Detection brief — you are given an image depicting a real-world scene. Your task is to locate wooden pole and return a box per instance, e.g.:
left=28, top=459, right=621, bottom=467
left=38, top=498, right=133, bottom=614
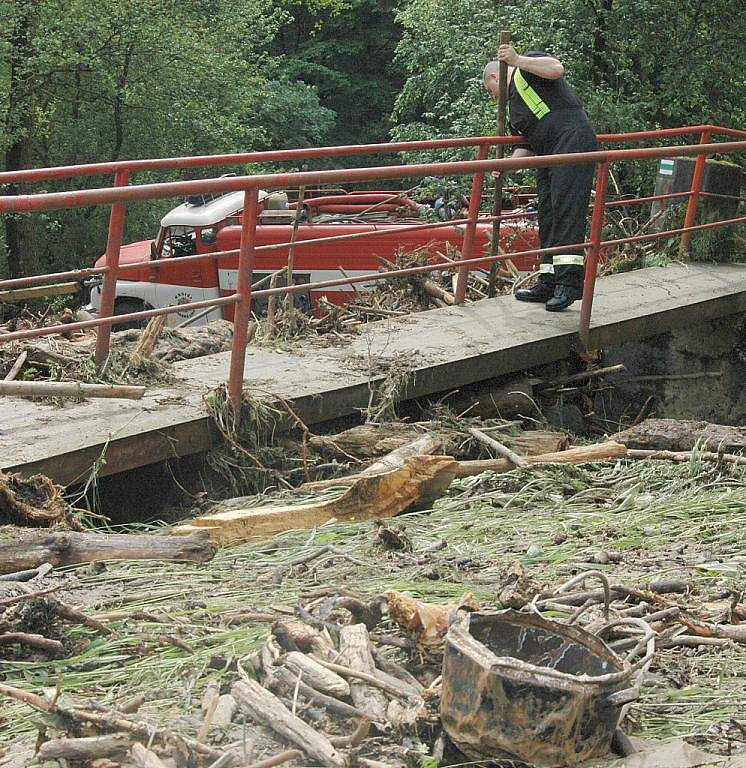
left=0, top=380, right=145, bottom=399
left=487, top=30, right=511, bottom=298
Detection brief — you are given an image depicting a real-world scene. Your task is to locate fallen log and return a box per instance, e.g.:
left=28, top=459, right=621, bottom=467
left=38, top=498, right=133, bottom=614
left=423, top=279, right=455, bottom=305
left=37, top=735, right=132, bottom=762
left=309, top=422, right=434, bottom=460
left=172, top=455, right=457, bottom=546
left=338, top=624, right=390, bottom=724
left=454, top=440, right=628, bottom=477
left=0, top=380, right=145, bottom=400
left=284, top=651, right=351, bottom=697
left=0, top=527, right=216, bottom=574
left=4, top=350, right=27, bottom=381
left=232, top=678, right=346, bottom=768
left=615, top=418, right=746, bottom=454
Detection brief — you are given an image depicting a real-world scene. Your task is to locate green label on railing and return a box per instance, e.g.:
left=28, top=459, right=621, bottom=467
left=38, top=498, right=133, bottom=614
left=659, top=158, right=675, bottom=176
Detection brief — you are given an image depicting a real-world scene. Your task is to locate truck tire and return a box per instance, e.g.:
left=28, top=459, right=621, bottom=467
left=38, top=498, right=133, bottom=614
left=112, top=298, right=149, bottom=330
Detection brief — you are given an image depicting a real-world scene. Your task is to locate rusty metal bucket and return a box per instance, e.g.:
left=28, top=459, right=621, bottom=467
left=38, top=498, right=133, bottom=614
left=440, top=610, right=650, bottom=767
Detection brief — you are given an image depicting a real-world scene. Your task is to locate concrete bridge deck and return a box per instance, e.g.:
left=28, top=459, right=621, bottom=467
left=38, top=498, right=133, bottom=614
left=1, top=262, right=745, bottom=485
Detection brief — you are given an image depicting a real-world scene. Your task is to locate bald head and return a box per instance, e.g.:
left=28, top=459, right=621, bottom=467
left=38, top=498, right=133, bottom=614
left=483, top=60, right=512, bottom=97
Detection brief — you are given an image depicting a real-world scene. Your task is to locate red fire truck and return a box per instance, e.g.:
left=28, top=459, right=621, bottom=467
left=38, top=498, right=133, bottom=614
left=88, top=187, right=539, bottom=327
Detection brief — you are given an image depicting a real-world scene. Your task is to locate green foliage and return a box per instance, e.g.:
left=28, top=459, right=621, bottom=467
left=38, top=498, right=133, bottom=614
left=393, top=0, right=746, bottom=153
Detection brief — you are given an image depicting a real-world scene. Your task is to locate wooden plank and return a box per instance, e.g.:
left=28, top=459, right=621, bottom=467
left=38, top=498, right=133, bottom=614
left=0, top=264, right=744, bottom=483
left=0, top=282, right=80, bottom=304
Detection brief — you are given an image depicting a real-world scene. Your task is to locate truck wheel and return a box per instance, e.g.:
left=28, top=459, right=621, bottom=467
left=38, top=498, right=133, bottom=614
left=113, top=299, right=149, bottom=330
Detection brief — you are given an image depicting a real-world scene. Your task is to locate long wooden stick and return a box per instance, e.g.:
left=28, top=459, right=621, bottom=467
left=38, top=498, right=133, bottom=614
left=455, top=440, right=627, bottom=477
left=627, top=448, right=746, bottom=466
left=468, top=426, right=528, bottom=467
left=0, top=380, right=145, bottom=399
left=487, top=29, right=511, bottom=298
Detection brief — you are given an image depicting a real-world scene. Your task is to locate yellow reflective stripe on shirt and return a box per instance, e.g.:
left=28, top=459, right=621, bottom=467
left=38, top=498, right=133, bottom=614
left=552, top=254, right=585, bottom=266
left=514, top=69, right=551, bottom=120
left=539, top=263, right=555, bottom=273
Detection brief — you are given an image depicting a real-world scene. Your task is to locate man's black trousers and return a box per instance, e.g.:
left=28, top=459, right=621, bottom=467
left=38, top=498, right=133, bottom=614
left=535, top=118, right=598, bottom=292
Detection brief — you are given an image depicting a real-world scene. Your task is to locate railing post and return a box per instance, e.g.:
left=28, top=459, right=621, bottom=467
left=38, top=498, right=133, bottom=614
left=228, top=187, right=259, bottom=417
left=578, top=160, right=610, bottom=354
left=679, top=128, right=712, bottom=255
left=94, top=169, right=130, bottom=365
left=455, top=144, right=490, bottom=304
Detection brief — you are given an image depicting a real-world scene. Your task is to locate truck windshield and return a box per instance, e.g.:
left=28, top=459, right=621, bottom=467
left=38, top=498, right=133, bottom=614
left=160, top=226, right=197, bottom=258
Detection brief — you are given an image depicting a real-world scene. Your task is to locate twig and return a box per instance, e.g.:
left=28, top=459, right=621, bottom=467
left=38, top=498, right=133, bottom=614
left=244, top=750, right=302, bottom=768
left=0, top=682, right=54, bottom=712
left=328, top=717, right=371, bottom=747
left=54, top=598, right=112, bottom=635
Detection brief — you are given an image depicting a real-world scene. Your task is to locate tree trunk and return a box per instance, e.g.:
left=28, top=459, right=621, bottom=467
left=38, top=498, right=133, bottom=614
left=0, top=526, right=217, bottom=574
left=614, top=419, right=746, bottom=454
left=4, top=0, right=42, bottom=279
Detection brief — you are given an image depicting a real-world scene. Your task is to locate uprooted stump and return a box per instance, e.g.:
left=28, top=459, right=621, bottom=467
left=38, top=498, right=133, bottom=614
left=0, top=472, right=72, bottom=527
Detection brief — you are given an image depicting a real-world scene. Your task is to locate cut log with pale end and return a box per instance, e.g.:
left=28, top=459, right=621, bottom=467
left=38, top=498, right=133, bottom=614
left=0, top=526, right=216, bottom=574
left=231, top=678, right=345, bottom=768
left=509, top=430, right=570, bottom=456
left=423, top=279, right=455, bottom=305
left=284, top=651, right=351, bottom=698
left=172, top=454, right=457, bottom=546
left=615, top=418, right=746, bottom=454
left=338, top=624, right=389, bottom=725
left=37, top=735, right=132, bottom=761
left=310, top=422, right=432, bottom=460
left=304, top=435, right=445, bottom=491
left=454, top=440, right=628, bottom=477
left=0, top=380, right=145, bottom=400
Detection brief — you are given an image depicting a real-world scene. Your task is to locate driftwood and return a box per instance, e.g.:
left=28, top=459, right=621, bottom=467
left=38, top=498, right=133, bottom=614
left=468, top=427, right=528, bottom=467
left=615, top=418, right=746, bottom=454
left=284, top=651, right=351, bottom=697
left=273, top=666, right=374, bottom=723
left=173, top=455, right=457, bottom=545
left=0, top=380, right=145, bottom=400
left=310, top=423, right=440, bottom=460
left=337, top=624, right=389, bottom=724
left=454, top=440, right=628, bottom=477
left=4, top=350, right=27, bottom=381
left=423, top=279, right=455, bottom=305
left=303, top=436, right=447, bottom=492
left=627, top=449, right=746, bottom=466
left=0, top=527, right=216, bottom=574
left=232, top=678, right=345, bottom=768
left=37, top=735, right=132, bottom=761
left=130, top=742, right=169, bottom=768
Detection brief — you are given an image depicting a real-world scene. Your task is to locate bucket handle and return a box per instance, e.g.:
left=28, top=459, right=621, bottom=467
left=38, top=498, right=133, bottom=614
left=596, top=617, right=656, bottom=673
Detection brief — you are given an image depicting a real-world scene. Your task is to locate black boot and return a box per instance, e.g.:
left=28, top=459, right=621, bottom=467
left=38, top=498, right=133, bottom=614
left=545, top=285, right=582, bottom=312
left=515, top=283, right=554, bottom=303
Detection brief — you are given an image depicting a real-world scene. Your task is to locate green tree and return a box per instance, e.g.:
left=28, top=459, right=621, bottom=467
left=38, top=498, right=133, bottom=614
left=393, top=0, right=746, bottom=142
left=0, top=0, right=336, bottom=277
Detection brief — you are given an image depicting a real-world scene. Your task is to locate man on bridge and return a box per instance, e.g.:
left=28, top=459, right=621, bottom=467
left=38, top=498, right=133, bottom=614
left=484, top=45, right=598, bottom=311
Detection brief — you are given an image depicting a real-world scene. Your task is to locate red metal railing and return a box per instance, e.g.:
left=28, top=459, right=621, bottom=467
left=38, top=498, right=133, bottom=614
left=0, top=124, right=744, bottom=413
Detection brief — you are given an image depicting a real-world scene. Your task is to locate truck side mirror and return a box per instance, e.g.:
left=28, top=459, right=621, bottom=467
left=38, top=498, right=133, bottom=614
left=150, top=240, right=159, bottom=260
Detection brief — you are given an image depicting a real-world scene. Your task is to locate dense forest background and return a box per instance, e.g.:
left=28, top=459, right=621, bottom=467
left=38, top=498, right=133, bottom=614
left=1, top=0, right=744, bottom=278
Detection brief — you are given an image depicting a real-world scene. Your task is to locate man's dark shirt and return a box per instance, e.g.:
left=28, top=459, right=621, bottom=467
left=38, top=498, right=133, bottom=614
left=508, top=51, right=589, bottom=153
